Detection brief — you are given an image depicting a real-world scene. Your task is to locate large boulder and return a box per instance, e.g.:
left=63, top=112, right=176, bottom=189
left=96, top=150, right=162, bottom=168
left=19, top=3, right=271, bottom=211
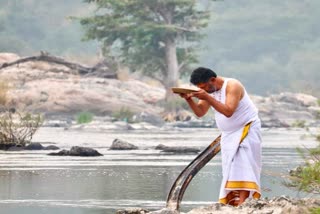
left=2, top=60, right=166, bottom=116
left=109, top=139, right=139, bottom=150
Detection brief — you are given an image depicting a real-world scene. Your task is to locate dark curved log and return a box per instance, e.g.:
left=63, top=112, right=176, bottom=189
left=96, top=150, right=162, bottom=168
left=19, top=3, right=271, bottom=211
left=166, top=135, right=221, bottom=211
left=0, top=53, right=90, bottom=73
left=0, top=52, right=117, bottom=78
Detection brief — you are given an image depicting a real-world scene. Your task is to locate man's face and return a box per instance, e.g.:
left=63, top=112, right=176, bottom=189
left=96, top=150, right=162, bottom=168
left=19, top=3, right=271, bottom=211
left=197, top=78, right=217, bottom=93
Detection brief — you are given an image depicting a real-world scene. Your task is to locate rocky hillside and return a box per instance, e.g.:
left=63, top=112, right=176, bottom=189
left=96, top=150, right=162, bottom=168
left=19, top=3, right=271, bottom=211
left=0, top=53, right=165, bottom=118
left=252, top=93, right=320, bottom=127
left=0, top=52, right=319, bottom=127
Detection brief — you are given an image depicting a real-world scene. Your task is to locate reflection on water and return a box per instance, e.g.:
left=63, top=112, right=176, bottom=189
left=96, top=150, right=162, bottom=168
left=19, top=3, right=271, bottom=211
left=0, top=127, right=318, bottom=214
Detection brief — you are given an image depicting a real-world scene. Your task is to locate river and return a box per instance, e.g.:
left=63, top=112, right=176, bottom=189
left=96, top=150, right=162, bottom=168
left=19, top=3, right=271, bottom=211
left=0, top=127, right=318, bottom=214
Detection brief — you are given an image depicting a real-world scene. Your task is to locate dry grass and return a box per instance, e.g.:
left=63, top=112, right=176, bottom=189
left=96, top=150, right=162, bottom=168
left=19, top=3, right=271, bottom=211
left=65, top=54, right=101, bottom=66
left=29, top=61, right=52, bottom=70
left=0, top=80, right=10, bottom=106
left=117, top=66, right=130, bottom=81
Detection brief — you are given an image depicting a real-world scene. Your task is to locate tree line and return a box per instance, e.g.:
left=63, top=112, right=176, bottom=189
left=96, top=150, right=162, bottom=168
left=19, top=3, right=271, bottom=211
left=1, top=0, right=319, bottom=97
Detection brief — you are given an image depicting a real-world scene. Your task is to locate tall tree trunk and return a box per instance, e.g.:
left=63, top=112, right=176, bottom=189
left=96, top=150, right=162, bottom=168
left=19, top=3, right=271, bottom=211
left=164, top=38, right=179, bottom=101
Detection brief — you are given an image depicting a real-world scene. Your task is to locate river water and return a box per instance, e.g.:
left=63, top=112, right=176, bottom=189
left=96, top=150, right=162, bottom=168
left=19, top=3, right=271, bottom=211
left=0, top=127, right=318, bottom=214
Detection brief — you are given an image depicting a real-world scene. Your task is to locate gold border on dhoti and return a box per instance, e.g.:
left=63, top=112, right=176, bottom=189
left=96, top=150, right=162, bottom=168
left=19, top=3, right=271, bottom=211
left=218, top=122, right=261, bottom=205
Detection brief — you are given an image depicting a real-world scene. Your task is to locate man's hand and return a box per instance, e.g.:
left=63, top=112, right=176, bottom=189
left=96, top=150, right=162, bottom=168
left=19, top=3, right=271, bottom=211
left=178, top=90, right=211, bottom=117
left=191, top=89, right=210, bottom=100
left=179, top=93, right=193, bottom=100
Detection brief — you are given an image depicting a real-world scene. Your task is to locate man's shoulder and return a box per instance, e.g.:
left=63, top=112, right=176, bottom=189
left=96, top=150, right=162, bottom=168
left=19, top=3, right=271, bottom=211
left=226, top=78, right=243, bottom=88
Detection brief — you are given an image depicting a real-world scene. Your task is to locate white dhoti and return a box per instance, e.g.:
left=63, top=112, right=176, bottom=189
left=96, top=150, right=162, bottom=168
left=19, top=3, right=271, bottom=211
left=218, top=119, right=262, bottom=204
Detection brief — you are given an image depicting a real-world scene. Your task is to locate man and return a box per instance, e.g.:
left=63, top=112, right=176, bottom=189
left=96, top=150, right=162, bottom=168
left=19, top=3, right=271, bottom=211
left=179, top=67, right=262, bottom=206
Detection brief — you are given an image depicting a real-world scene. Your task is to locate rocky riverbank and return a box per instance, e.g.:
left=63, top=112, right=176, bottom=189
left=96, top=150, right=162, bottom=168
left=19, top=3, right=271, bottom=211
left=117, top=196, right=320, bottom=214
left=1, top=52, right=319, bottom=129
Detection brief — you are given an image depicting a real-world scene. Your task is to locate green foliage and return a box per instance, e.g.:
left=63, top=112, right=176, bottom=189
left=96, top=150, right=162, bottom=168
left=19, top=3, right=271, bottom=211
left=310, top=207, right=320, bottom=214
left=292, top=120, right=306, bottom=128
left=2, top=1, right=320, bottom=97
left=0, top=109, right=43, bottom=146
left=293, top=162, right=320, bottom=193
left=112, top=107, right=134, bottom=123
left=80, top=0, right=213, bottom=86
left=288, top=138, right=320, bottom=193
left=315, top=111, right=320, bottom=120
left=310, top=144, right=320, bottom=156
left=76, top=112, right=94, bottom=124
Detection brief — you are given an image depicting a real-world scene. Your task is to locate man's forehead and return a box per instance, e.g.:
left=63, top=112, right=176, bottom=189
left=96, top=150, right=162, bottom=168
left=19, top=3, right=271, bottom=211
left=197, top=83, right=207, bottom=88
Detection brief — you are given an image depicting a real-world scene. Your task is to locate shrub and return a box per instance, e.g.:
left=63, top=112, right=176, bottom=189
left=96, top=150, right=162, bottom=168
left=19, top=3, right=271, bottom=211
left=310, top=143, right=320, bottom=156
left=112, top=107, right=134, bottom=123
left=291, top=161, right=320, bottom=193
left=310, top=207, right=320, bottom=214
left=0, top=108, right=43, bottom=146
left=292, top=120, right=306, bottom=128
left=76, top=111, right=94, bottom=124
left=287, top=139, right=320, bottom=193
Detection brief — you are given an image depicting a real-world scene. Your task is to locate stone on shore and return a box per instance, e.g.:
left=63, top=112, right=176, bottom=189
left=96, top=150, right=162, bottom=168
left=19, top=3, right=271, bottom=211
left=116, top=208, right=150, bottom=214
left=188, top=196, right=320, bottom=214
left=1, top=53, right=319, bottom=128
left=48, top=146, right=103, bottom=156
left=116, top=196, right=320, bottom=214
left=109, top=139, right=139, bottom=150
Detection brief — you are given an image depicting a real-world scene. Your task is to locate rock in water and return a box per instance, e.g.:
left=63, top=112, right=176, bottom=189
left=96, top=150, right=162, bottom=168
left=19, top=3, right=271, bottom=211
left=69, top=146, right=103, bottom=156
left=48, top=146, right=103, bottom=156
left=44, top=145, right=60, bottom=150
left=109, top=139, right=139, bottom=150
left=48, top=149, right=70, bottom=156
left=25, top=143, right=44, bottom=150
left=155, top=144, right=200, bottom=154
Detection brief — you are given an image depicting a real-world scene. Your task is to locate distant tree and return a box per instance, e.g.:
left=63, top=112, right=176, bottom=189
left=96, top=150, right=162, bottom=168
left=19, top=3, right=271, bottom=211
left=80, top=0, right=215, bottom=99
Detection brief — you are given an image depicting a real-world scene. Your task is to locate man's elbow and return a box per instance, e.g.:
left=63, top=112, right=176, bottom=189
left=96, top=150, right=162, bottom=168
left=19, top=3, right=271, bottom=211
left=195, top=112, right=205, bottom=118
left=224, top=111, right=234, bottom=118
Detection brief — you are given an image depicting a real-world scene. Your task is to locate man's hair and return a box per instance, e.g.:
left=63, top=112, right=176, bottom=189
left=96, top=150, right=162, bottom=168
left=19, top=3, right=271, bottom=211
left=190, top=67, right=217, bottom=85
